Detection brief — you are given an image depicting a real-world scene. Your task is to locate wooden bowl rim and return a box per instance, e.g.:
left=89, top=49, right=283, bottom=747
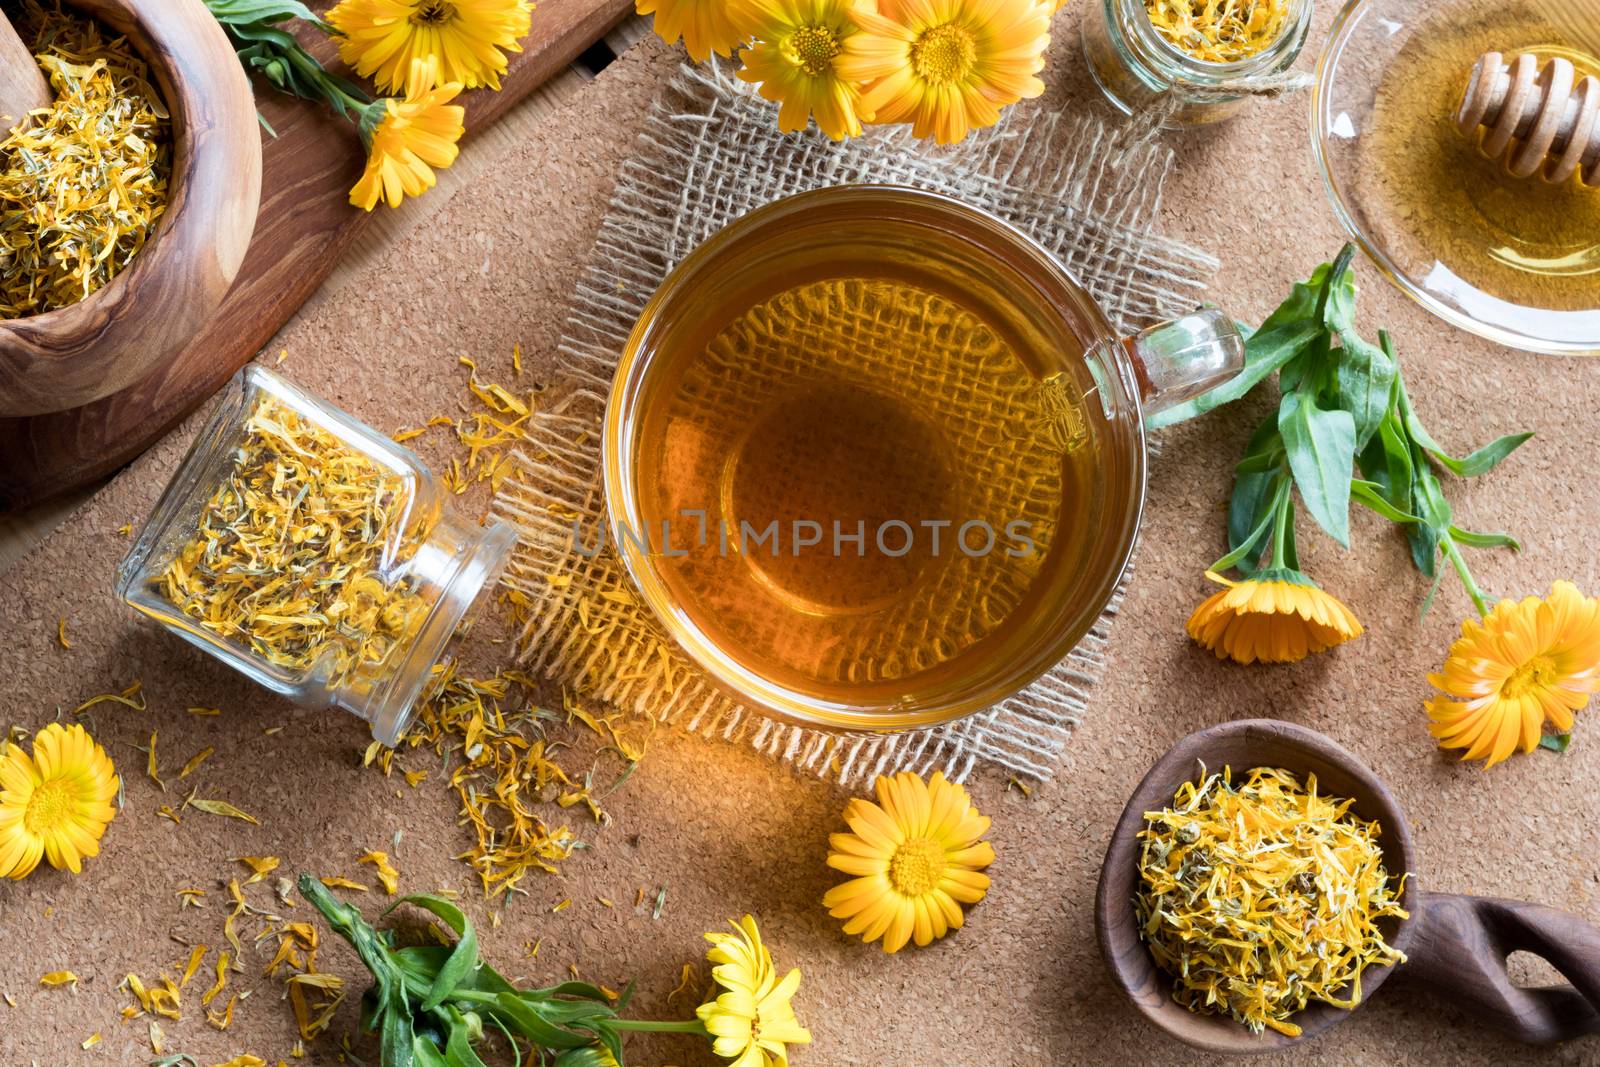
left=0, top=0, right=259, bottom=411
left=1094, top=718, right=1421, bottom=1055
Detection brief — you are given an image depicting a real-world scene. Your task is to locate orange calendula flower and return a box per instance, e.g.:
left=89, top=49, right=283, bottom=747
left=639, top=0, right=748, bottom=63
left=823, top=770, right=994, bottom=953
left=351, top=58, right=466, bottom=211
left=1426, top=581, right=1600, bottom=768
left=0, top=723, right=119, bottom=879
left=327, top=0, right=533, bottom=92
left=1186, top=569, right=1362, bottom=665
left=836, top=0, right=1050, bottom=144
left=734, top=0, right=868, bottom=139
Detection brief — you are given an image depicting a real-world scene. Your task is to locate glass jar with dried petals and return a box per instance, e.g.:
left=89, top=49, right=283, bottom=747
left=116, top=366, right=515, bottom=745
left=1080, top=0, right=1313, bottom=125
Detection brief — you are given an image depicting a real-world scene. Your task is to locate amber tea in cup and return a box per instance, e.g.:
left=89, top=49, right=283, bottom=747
left=605, top=186, right=1242, bottom=731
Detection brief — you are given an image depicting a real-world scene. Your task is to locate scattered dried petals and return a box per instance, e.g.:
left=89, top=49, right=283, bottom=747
left=39, top=971, right=78, bottom=988
left=358, top=851, right=399, bottom=895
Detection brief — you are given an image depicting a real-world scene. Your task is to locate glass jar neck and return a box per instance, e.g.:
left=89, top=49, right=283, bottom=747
left=340, top=506, right=516, bottom=744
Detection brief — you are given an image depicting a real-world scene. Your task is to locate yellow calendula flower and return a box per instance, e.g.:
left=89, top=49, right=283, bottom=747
left=1186, top=569, right=1362, bottom=665
left=326, top=0, right=533, bottom=93
left=695, top=916, right=811, bottom=1067
left=0, top=723, right=119, bottom=880
left=1427, top=581, right=1600, bottom=768
left=734, top=0, right=867, bottom=140
left=351, top=59, right=466, bottom=211
left=836, top=0, right=1050, bottom=144
left=822, top=770, right=994, bottom=953
left=639, top=0, right=748, bottom=63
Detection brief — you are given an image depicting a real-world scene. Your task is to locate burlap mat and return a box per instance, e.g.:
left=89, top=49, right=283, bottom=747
left=490, top=62, right=1216, bottom=784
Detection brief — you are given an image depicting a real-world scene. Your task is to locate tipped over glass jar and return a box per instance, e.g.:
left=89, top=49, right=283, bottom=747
left=115, top=366, right=516, bottom=745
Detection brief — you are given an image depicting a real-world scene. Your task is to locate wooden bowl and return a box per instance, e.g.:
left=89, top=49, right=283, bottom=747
left=0, top=0, right=261, bottom=417
left=1097, top=718, right=1600, bottom=1051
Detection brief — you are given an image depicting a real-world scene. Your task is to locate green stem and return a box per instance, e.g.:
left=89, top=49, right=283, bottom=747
left=1440, top=532, right=1491, bottom=617
left=609, top=1019, right=709, bottom=1035
left=1268, top=475, right=1294, bottom=571
left=283, top=46, right=368, bottom=116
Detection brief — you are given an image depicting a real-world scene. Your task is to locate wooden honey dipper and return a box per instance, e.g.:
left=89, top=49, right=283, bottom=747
left=1456, top=51, right=1600, bottom=187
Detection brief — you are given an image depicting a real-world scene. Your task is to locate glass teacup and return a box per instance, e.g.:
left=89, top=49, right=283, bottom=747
left=604, top=185, right=1241, bottom=732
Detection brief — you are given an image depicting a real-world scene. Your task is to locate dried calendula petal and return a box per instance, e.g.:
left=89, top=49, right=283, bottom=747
left=39, top=970, right=78, bottom=988
left=178, top=747, right=214, bottom=779
left=235, top=856, right=279, bottom=884
left=180, top=945, right=208, bottom=989
left=319, top=876, right=368, bottom=892
left=0, top=6, right=171, bottom=319
left=153, top=395, right=427, bottom=691
left=201, top=952, right=229, bottom=1007
left=357, top=851, right=399, bottom=895
left=1144, top=0, right=1291, bottom=62
left=186, top=797, right=259, bottom=825
left=1135, top=766, right=1409, bottom=1037
left=74, top=683, right=145, bottom=715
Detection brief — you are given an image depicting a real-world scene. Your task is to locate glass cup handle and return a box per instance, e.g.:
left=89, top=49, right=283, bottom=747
left=1121, top=308, right=1246, bottom=418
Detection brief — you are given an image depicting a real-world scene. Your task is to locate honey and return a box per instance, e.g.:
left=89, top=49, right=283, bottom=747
left=1362, top=0, right=1600, bottom=326
left=626, top=238, right=1115, bottom=711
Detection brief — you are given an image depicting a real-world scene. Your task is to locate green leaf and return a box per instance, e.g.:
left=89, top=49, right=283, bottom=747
left=1407, top=520, right=1440, bottom=578
left=443, top=1021, right=489, bottom=1067
left=412, top=1036, right=451, bottom=1067
left=491, top=993, right=590, bottom=1050
left=1373, top=412, right=1415, bottom=509
left=203, top=0, right=335, bottom=32
left=1433, top=432, right=1535, bottom=478
left=1352, top=480, right=1421, bottom=524
left=1317, top=249, right=1359, bottom=333
left=387, top=896, right=480, bottom=1011
left=1278, top=392, right=1356, bottom=546
left=1144, top=318, right=1322, bottom=428
left=1393, top=371, right=1532, bottom=479
left=1539, top=733, right=1572, bottom=753
left=1447, top=526, right=1521, bottom=551
left=1214, top=474, right=1285, bottom=573
left=553, top=1050, right=620, bottom=1067
left=1332, top=326, right=1395, bottom=449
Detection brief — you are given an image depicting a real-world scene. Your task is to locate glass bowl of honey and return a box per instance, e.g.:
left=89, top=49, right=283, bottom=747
left=1314, top=0, right=1600, bottom=355
left=603, top=185, right=1244, bottom=733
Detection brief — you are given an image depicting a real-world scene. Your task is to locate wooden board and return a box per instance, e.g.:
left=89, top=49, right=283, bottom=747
left=0, top=0, right=631, bottom=511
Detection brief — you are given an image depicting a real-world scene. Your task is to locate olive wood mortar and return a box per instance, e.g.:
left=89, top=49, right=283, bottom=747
left=1097, top=719, right=1600, bottom=1054
left=0, top=0, right=261, bottom=417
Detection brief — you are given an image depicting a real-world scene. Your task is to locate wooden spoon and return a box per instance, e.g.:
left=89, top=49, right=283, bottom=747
left=0, top=14, right=52, bottom=132
left=0, top=0, right=261, bottom=417
left=1097, top=719, right=1600, bottom=1052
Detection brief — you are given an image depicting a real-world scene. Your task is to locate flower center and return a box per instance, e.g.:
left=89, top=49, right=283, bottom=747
left=410, top=0, right=458, bottom=25
left=889, top=837, right=946, bottom=897
left=24, top=780, right=73, bottom=835
left=787, top=25, right=842, bottom=77
left=911, top=23, right=977, bottom=86
left=1502, top=654, right=1557, bottom=698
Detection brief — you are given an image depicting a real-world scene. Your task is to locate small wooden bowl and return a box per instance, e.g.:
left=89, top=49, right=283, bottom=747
left=0, top=0, right=261, bottom=417
left=1097, top=719, right=1600, bottom=1051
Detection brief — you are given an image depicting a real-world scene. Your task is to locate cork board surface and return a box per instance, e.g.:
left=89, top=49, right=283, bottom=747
left=3, top=11, right=1600, bottom=1067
